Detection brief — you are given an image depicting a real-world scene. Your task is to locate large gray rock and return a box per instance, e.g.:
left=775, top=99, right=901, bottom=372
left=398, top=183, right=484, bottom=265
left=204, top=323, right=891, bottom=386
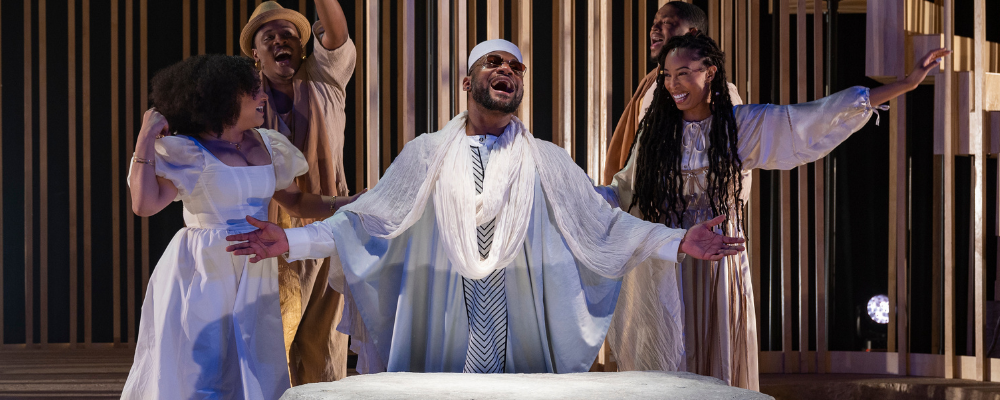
left=282, top=371, right=773, bottom=399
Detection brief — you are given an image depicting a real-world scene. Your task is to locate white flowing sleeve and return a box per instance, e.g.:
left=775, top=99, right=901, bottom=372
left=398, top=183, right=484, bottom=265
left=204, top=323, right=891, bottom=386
left=594, top=128, right=643, bottom=210
left=261, top=129, right=309, bottom=190
left=736, top=86, right=876, bottom=171
left=285, top=218, right=340, bottom=262
left=127, top=136, right=205, bottom=201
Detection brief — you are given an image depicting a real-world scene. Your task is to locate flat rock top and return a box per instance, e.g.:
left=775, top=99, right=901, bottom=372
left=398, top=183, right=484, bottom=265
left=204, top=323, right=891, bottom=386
left=281, top=371, right=773, bottom=400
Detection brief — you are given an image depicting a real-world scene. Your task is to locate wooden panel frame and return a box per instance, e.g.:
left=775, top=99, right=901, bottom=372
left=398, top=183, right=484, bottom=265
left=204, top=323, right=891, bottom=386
left=512, top=0, right=531, bottom=131
left=24, top=0, right=35, bottom=348
left=972, top=0, right=987, bottom=382
left=398, top=0, right=415, bottom=147
left=552, top=0, right=574, bottom=154
left=366, top=0, right=380, bottom=187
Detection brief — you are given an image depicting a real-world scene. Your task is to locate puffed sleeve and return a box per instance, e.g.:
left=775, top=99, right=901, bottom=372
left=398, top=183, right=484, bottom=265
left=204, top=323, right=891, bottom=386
left=261, top=128, right=309, bottom=190
left=127, top=135, right=205, bottom=201
left=736, top=86, right=877, bottom=171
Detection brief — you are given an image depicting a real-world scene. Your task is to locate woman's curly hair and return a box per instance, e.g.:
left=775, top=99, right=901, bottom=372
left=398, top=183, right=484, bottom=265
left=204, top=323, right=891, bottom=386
left=628, top=32, right=743, bottom=231
left=150, top=54, right=260, bottom=136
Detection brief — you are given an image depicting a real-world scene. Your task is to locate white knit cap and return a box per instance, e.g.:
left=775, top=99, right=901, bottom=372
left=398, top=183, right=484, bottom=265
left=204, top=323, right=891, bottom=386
left=467, top=39, right=523, bottom=74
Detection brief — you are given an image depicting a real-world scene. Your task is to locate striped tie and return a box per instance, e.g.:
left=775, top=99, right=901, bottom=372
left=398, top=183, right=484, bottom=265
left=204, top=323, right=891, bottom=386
left=463, top=144, right=507, bottom=374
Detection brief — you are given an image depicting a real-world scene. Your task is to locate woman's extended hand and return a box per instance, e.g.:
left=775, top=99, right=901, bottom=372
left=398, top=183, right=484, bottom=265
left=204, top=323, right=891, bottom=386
left=903, top=48, right=951, bottom=89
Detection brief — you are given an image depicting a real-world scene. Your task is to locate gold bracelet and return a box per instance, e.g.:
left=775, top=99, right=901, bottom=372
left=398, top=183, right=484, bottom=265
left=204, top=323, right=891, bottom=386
left=132, top=154, right=155, bottom=166
left=329, top=196, right=339, bottom=213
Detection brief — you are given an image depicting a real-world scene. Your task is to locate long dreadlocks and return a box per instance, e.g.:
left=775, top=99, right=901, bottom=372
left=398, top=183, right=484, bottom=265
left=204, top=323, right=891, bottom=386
left=628, top=32, right=743, bottom=232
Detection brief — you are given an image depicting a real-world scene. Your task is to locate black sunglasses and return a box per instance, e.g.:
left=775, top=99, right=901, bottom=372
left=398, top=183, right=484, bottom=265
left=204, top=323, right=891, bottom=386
left=481, top=54, right=527, bottom=76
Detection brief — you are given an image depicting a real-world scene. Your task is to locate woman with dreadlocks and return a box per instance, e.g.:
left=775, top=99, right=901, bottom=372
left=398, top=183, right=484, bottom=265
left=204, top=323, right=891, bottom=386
left=597, top=32, right=948, bottom=390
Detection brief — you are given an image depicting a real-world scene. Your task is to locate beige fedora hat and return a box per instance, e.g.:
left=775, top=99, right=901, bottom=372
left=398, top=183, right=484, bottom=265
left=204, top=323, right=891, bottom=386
left=239, top=1, right=311, bottom=57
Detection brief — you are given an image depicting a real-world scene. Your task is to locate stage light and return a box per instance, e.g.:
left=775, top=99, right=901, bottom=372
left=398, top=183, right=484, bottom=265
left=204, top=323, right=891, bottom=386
left=867, top=294, right=889, bottom=324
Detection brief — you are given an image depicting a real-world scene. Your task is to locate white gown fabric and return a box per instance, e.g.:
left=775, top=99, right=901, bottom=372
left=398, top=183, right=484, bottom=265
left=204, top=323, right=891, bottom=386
left=283, top=113, right=687, bottom=374
left=122, top=129, right=308, bottom=400
left=597, top=86, right=877, bottom=390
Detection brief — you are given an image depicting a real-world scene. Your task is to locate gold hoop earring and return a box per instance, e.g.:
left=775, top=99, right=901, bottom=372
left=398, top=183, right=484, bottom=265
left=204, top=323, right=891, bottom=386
left=255, top=60, right=260, bottom=70
left=301, top=53, right=306, bottom=60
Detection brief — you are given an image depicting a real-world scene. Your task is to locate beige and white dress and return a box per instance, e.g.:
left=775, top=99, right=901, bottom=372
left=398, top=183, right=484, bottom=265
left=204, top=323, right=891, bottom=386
left=598, top=86, right=879, bottom=390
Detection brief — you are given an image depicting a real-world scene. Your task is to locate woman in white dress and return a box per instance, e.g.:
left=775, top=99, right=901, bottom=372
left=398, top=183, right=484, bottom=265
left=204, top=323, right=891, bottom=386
left=598, top=33, right=948, bottom=390
left=123, top=54, right=360, bottom=399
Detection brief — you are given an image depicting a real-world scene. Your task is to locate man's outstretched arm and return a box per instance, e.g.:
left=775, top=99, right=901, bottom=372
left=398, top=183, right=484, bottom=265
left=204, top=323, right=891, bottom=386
left=226, top=215, right=340, bottom=262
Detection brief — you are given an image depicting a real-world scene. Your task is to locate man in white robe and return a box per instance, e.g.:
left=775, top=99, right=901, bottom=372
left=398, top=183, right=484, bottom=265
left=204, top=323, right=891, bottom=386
left=227, top=39, right=745, bottom=374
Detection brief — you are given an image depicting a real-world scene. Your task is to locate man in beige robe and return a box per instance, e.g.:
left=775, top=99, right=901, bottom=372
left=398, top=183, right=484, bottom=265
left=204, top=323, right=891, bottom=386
left=603, top=1, right=742, bottom=186
left=241, top=0, right=356, bottom=384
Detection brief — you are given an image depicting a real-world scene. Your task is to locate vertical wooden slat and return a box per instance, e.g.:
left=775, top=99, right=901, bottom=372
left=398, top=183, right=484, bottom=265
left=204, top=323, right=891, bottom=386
left=69, top=0, right=77, bottom=348
left=111, top=0, right=121, bottom=346
left=797, top=167, right=809, bottom=370
left=436, top=0, right=450, bottom=128
left=39, top=0, right=49, bottom=347
left=796, top=0, right=806, bottom=104
left=600, top=0, right=611, bottom=179
left=455, top=0, right=468, bottom=114
left=778, top=0, right=793, bottom=373
left=623, top=0, right=632, bottom=110
left=499, top=0, right=506, bottom=38
left=241, top=0, right=249, bottom=32
left=24, top=0, right=35, bottom=348
left=365, top=0, right=379, bottom=186
left=468, top=0, right=477, bottom=49
left=585, top=0, right=612, bottom=181
left=813, top=0, right=823, bottom=98
left=553, top=0, right=573, bottom=154
left=813, top=0, right=826, bottom=374
left=722, top=0, right=733, bottom=79
left=226, top=0, right=233, bottom=55
left=398, top=0, right=415, bottom=146
left=83, top=0, right=93, bottom=346
left=141, top=0, right=149, bottom=298
left=638, top=0, right=647, bottom=83
left=487, top=0, right=500, bottom=39
left=300, top=0, right=306, bottom=13
left=182, top=0, right=190, bottom=59
left=795, top=0, right=808, bottom=372
left=126, top=0, right=136, bottom=345
left=353, top=0, right=364, bottom=192
left=513, top=0, right=531, bottom=130
left=973, top=0, right=987, bottom=382
left=749, top=0, right=761, bottom=351
left=587, top=0, right=598, bottom=178
left=736, top=0, right=747, bottom=98
left=943, top=0, right=955, bottom=379
left=709, top=0, right=720, bottom=43
left=884, top=0, right=907, bottom=361
left=379, top=3, right=389, bottom=172
left=0, top=0, right=6, bottom=346
left=749, top=0, right=759, bottom=105
left=197, top=0, right=205, bottom=55
left=890, top=93, right=908, bottom=369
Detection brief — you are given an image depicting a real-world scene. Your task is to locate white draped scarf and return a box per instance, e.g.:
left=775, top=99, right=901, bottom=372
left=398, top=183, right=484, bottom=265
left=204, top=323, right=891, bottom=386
left=341, top=111, right=681, bottom=280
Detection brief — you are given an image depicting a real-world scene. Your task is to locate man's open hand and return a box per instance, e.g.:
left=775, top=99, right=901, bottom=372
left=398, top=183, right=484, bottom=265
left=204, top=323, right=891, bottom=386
left=679, top=215, right=747, bottom=261
left=225, top=216, right=289, bottom=263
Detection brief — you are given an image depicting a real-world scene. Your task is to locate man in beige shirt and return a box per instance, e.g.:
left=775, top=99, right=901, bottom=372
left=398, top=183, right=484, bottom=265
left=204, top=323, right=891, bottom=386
left=241, top=0, right=357, bottom=385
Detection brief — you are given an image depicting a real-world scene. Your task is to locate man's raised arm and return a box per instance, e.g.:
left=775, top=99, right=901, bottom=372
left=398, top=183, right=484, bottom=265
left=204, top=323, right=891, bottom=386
left=226, top=215, right=340, bottom=262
